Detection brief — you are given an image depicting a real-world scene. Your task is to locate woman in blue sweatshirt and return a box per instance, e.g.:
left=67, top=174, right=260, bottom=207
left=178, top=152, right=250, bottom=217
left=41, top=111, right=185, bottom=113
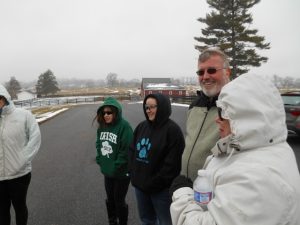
left=129, top=93, right=185, bottom=225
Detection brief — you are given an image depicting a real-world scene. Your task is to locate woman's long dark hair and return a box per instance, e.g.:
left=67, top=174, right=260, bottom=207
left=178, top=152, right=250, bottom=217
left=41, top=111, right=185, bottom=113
left=93, top=105, right=118, bottom=128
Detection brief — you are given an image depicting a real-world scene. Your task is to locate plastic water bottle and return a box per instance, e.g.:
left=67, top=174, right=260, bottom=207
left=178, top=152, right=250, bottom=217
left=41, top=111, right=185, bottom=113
left=193, top=169, right=213, bottom=210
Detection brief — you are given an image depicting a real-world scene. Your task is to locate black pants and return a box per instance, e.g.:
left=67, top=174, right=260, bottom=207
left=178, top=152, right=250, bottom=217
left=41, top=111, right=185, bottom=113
left=104, top=176, right=130, bottom=207
left=0, top=173, right=31, bottom=225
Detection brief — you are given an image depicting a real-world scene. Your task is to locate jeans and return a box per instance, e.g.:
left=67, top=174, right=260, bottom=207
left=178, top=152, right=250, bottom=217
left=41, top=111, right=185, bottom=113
left=135, top=187, right=172, bottom=225
left=0, top=173, right=31, bottom=225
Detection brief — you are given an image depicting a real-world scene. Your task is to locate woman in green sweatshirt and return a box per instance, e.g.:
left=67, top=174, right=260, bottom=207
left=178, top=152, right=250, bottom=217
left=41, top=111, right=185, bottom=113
left=94, top=97, right=133, bottom=225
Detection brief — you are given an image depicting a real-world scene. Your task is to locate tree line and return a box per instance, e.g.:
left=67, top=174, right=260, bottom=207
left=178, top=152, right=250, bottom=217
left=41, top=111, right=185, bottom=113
left=5, top=71, right=299, bottom=100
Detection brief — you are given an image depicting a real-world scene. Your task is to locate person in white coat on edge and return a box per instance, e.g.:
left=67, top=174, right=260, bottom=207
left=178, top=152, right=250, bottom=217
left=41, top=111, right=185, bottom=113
left=170, top=74, right=300, bottom=225
left=0, top=84, right=41, bottom=225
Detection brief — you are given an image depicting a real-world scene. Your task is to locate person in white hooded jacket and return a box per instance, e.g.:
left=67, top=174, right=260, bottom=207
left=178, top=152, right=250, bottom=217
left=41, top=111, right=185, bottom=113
left=170, top=74, right=300, bottom=225
left=0, top=84, right=41, bottom=225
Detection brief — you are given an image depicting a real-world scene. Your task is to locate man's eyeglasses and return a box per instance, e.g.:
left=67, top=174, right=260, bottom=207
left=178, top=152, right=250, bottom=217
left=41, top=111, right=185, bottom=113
left=145, top=105, right=157, bottom=111
left=217, top=107, right=224, bottom=121
left=196, top=67, right=225, bottom=76
left=102, top=111, right=113, bottom=116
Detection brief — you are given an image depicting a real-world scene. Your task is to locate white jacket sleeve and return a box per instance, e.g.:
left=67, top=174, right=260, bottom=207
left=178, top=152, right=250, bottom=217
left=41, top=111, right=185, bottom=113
left=23, top=111, right=41, bottom=163
left=170, top=187, right=217, bottom=225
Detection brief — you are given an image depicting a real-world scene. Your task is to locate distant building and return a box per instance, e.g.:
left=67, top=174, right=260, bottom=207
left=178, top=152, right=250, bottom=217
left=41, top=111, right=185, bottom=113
left=17, top=90, right=36, bottom=101
left=141, top=78, right=186, bottom=98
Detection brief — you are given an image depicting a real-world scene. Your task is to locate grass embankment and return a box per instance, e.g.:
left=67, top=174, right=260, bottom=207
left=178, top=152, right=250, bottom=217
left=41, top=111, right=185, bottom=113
left=55, top=87, right=135, bottom=97
left=31, top=105, right=73, bottom=116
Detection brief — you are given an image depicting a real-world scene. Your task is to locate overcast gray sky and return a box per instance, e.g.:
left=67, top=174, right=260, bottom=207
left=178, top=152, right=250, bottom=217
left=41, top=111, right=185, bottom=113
left=0, top=0, right=299, bottom=84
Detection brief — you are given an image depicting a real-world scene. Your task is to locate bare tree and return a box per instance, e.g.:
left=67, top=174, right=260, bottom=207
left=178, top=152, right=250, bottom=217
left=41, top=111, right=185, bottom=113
left=106, top=73, right=118, bottom=87
left=5, top=76, right=21, bottom=100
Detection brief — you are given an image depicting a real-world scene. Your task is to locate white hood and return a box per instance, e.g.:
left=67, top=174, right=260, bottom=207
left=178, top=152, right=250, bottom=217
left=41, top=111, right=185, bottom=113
left=216, top=74, right=287, bottom=151
left=0, top=84, right=12, bottom=102
left=0, top=84, right=15, bottom=115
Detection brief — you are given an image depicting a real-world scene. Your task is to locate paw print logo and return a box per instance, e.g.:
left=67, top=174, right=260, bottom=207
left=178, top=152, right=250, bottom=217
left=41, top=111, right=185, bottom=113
left=136, top=138, right=151, bottom=159
left=101, top=141, right=113, bottom=158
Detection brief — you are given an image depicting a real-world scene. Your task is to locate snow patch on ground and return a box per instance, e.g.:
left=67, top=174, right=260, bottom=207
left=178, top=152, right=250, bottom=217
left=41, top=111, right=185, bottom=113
left=36, top=108, right=69, bottom=123
left=128, top=101, right=189, bottom=108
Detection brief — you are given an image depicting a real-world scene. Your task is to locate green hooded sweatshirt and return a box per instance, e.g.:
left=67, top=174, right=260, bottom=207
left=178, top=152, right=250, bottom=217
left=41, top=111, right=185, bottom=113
left=95, top=97, right=133, bottom=178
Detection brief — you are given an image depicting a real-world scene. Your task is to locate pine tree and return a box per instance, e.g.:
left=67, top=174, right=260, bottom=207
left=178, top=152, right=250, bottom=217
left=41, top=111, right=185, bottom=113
left=195, top=0, right=270, bottom=78
left=36, top=69, right=60, bottom=97
left=5, top=76, right=21, bottom=100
